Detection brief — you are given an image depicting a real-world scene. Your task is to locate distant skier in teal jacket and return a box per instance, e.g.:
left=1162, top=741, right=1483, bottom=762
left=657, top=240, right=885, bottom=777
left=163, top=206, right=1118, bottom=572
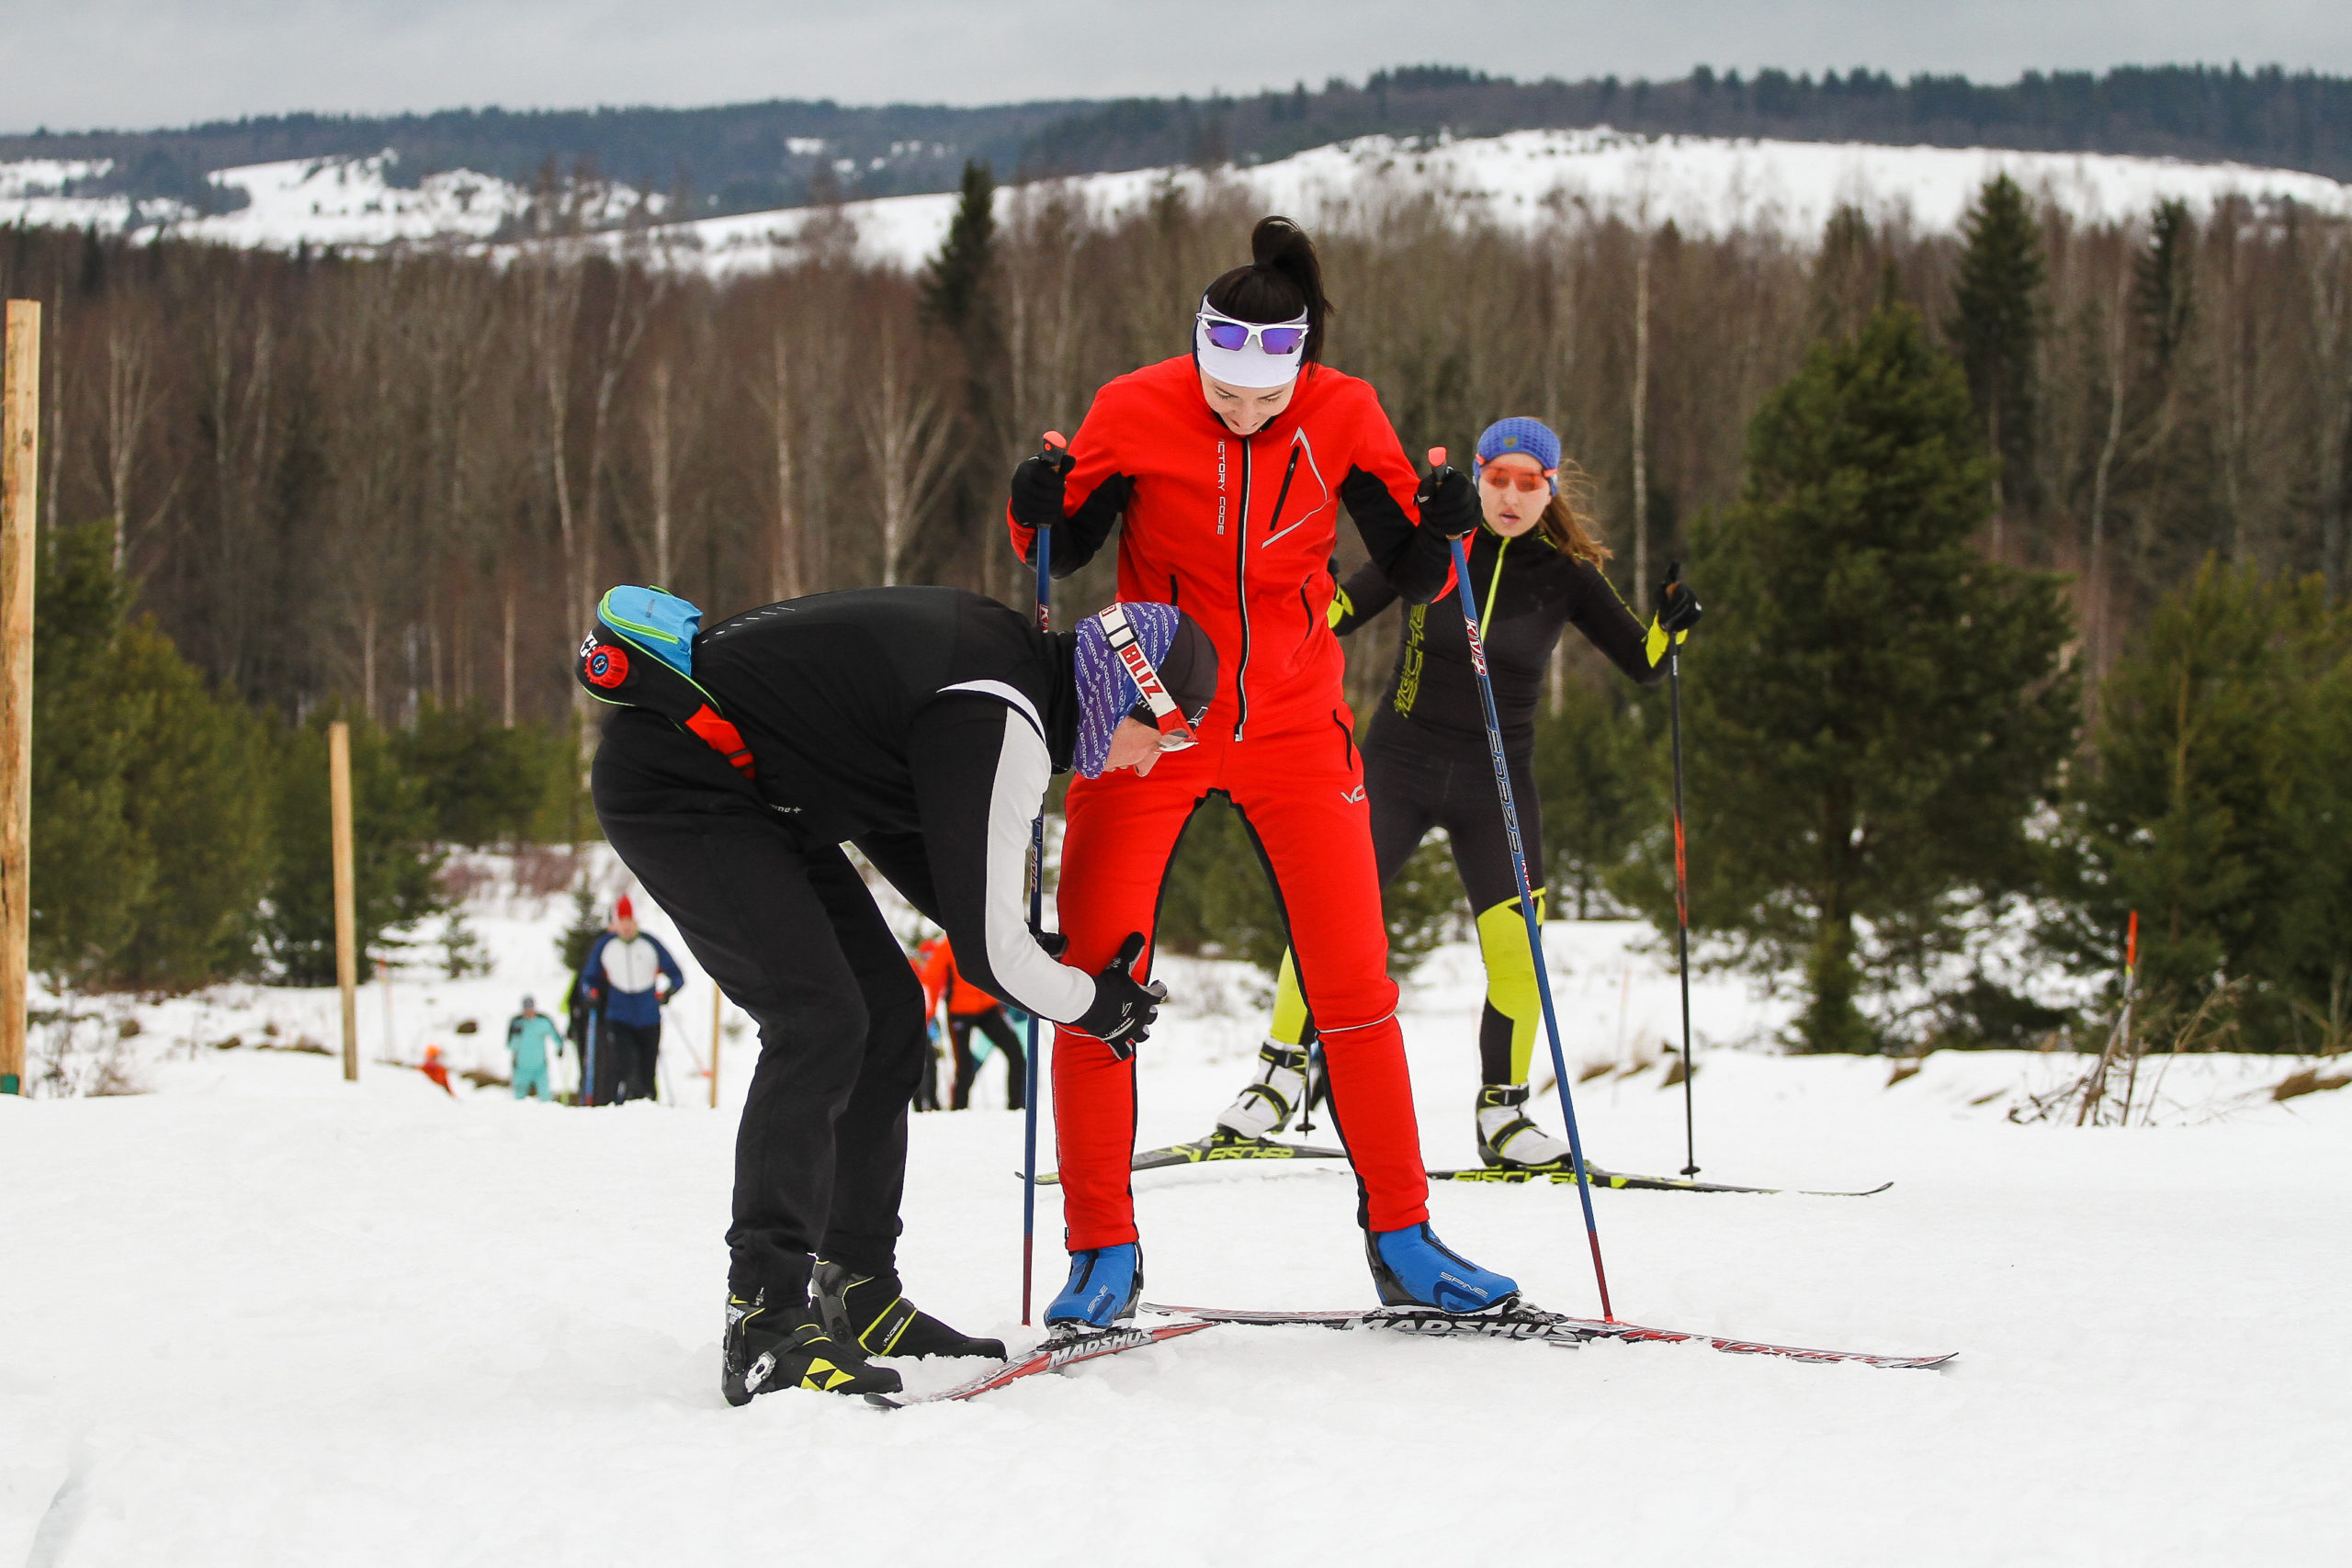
left=507, top=996, right=564, bottom=1101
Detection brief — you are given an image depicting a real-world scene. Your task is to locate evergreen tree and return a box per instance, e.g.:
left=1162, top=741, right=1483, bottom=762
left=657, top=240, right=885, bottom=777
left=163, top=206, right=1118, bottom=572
left=557, top=874, right=607, bottom=978
left=1948, top=174, right=2046, bottom=547
left=262, top=713, right=446, bottom=985
left=31, top=522, right=271, bottom=990
left=1809, top=205, right=1883, bottom=342
left=2119, top=199, right=2227, bottom=598
left=905, top=158, right=1005, bottom=594
left=1532, top=680, right=1658, bottom=919
left=1659, top=302, right=2077, bottom=1052
left=392, top=701, right=575, bottom=847
left=2061, top=560, right=2352, bottom=1049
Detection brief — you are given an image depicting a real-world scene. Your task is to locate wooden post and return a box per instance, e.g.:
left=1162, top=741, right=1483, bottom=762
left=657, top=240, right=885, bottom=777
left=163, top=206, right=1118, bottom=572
left=329, top=721, right=358, bottom=1081
left=708, top=985, right=723, bottom=1110
left=0, top=300, right=40, bottom=1098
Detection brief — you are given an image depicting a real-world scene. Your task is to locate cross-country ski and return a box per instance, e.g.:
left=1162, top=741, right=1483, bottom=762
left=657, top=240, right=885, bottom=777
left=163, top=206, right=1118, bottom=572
left=864, top=1320, right=1216, bottom=1407
left=1034, top=1130, right=1349, bottom=1183
left=1426, top=1165, right=1894, bottom=1197
left=1145, top=1303, right=1954, bottom=1369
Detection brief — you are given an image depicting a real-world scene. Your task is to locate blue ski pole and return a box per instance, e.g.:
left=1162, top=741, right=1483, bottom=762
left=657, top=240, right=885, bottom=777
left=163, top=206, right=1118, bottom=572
left=1427, top=446, right=1615, bottom=1321
left=1021, top=430, right=1070, bottom=1325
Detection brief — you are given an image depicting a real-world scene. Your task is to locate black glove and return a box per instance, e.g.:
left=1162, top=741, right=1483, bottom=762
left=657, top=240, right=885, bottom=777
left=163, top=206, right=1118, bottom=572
left=1071, top=932, right=1165, bottom=1061
left=1656, top=561, right=1703, bottom=637
left=1010, top=446, right=1073, bottom=542
left=1032, top=922, right=1069, bottom=960
left=1414, top=464, right=1479, bottom=539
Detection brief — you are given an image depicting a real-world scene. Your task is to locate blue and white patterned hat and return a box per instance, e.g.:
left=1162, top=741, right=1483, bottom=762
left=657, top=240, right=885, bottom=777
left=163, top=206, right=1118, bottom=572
left=1070, top=603, right=1216, bottom=778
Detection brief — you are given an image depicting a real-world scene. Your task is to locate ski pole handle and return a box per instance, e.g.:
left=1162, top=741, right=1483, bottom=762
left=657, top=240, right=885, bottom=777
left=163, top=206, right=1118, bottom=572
left=1041, top=429, right=1073, bottom=476
left=1416, top=445, right=1454, bottom=507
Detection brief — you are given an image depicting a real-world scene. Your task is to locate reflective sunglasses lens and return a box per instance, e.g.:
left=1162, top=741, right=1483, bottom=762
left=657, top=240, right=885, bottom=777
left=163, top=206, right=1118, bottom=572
left=1204, top=321, right=1250, bottom=351
left=1513, top=475, right=1548, bottom=493
left=1158, top=729, right=1197, bottom=752
left=1258, top=327, right=1307, bottom=354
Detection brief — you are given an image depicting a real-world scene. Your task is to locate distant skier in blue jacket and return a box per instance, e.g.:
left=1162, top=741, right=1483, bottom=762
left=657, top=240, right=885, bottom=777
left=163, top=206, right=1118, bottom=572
left=507, top=995, right=565, bottom=1101
left=579, top=896, right=684, bottom=1103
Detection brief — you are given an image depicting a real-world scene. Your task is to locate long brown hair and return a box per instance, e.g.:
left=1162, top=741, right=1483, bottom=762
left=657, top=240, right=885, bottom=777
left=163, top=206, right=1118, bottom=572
left=1532, top=456, right=1611, bottom=566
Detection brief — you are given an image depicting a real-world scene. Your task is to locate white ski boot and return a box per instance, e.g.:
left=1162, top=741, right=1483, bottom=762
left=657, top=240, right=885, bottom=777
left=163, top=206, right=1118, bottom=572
left=1476, top=1083, right=1578, bottom=1169
left=1214, top=1042, right=1310, bottom=1140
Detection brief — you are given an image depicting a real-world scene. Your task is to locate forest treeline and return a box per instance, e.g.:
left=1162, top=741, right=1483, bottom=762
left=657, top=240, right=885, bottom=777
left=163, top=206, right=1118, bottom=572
left=12, top=62, right=2352, bottom=219
left=5, top=164, right=2349, bottom=1049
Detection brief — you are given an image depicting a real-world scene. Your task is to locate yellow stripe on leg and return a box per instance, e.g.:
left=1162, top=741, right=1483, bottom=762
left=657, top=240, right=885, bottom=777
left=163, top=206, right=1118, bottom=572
left=1269, top=948, right=1311, bottom=1048
left=1475, top=892, right=1546, bottom=1083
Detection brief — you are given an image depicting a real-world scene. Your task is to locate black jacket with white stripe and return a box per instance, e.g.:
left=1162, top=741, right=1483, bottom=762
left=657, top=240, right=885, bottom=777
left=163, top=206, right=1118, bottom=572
left=687, top=586, right=1093, bottom=1025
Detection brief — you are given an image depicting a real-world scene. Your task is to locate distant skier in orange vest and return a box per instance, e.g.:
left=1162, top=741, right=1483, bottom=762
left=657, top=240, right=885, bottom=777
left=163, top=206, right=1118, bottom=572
left=422, top=1044, right=457, bottom=1098
left=918, top=935, right=1026, bottom=1111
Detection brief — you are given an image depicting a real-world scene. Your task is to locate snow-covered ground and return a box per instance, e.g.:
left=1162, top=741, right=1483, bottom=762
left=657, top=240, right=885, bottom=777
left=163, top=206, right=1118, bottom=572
left=6, top=126, right=2346, bottom=275
left=5, top=860, right=2346, bottom=1565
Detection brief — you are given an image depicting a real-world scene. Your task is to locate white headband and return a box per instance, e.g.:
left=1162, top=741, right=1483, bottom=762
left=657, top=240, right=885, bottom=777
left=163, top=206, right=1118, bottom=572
left=1193, top=299, right=1308, bottom=389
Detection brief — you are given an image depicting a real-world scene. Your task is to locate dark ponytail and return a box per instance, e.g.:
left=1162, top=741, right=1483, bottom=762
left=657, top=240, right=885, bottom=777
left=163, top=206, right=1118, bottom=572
left=1203, top=215, right=1333, bottom=367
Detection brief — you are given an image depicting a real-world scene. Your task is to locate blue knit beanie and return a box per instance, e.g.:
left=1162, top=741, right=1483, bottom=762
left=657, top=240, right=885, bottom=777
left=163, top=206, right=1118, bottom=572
left=1072, top=603, right=1182, bottom=778
left=1475, top=417, right=1562, bottom=494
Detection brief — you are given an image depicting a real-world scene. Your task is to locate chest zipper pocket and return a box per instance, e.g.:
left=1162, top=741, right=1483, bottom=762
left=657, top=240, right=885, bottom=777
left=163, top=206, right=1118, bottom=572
left=1261, top=448, right=1302, bottom=544
left=1333, top=708, right=1357, bottom=772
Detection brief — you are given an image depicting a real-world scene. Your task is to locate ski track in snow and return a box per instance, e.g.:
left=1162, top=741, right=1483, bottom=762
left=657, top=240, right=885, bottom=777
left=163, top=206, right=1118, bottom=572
left=4, top=127, right=2346, bottom=278
left=3, top=857, right=2347, bottom=1564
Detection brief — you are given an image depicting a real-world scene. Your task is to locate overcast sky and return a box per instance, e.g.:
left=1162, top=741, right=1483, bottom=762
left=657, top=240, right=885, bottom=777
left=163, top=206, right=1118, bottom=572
left=6, top=0, right=2347, bottom=135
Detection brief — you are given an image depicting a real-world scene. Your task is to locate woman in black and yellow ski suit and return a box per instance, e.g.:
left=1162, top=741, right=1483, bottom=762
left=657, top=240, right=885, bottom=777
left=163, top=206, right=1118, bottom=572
left=1214, top=416, right=1702, bottom=1168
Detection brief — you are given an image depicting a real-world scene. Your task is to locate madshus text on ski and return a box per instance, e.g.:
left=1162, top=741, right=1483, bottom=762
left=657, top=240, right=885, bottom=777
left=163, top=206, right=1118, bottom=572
left=574, top=215, right=1941, bottom=1408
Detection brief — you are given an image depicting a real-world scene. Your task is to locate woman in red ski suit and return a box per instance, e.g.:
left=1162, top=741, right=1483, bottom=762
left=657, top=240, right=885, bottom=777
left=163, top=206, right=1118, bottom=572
left=1008, top=217, right=1522, bottom=1325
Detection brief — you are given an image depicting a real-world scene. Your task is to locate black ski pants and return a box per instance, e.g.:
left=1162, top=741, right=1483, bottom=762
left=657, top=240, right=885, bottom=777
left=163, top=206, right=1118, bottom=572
left=592, top=711, right=926, bottom=1304
left=948, top=1006, right=1026, bottom=1111
left=603, top=1019, right=661, bottom=1103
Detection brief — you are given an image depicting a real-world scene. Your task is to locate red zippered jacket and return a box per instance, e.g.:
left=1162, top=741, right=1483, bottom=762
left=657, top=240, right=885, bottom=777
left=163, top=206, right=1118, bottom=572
left=1008, top=355, right=1452, bottom=739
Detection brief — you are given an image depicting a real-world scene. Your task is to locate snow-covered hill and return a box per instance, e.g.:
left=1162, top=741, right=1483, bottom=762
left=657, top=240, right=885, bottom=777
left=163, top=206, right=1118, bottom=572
left=657, top=127, right=2352, bottom=276
left=0, top=149, right=654, bottom=249
left=6, top=128, right=2347, bottom=276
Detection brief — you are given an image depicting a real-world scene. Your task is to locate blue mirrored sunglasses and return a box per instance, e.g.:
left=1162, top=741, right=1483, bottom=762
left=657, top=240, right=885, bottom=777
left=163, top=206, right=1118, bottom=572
left=1198, top=313, right=1308, bottom=355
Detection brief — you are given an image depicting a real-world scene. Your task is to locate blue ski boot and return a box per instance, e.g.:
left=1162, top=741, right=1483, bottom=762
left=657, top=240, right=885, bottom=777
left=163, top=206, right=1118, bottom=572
left=1366, top=1224, right=1520, bottom=1313
left=1045, top=1243, right=1141, bottom=1333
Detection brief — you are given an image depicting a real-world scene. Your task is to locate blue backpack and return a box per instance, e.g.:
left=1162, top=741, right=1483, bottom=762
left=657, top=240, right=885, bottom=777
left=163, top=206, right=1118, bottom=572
left=576, top=587, right=755, bottom=779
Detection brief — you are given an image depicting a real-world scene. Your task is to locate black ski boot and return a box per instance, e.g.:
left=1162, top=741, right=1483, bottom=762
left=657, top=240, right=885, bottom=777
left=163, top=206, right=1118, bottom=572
left=722, top=1287, right=902, bottom=1406
left=813, top=1261, right=1007, bottom=1359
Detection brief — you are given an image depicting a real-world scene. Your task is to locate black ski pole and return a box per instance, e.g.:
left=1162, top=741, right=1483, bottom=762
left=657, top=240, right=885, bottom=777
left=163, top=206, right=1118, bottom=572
left=1020, top=431, right=1070, bottom=1326
left=1664, top=561, right=1698, bottom=1177
left=1431, top=446, right=1615, bottom=1322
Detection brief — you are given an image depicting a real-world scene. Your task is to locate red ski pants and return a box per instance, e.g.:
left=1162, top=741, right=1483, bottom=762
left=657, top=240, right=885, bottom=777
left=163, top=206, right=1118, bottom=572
left=1052, top=708, right=1431, bottom=1250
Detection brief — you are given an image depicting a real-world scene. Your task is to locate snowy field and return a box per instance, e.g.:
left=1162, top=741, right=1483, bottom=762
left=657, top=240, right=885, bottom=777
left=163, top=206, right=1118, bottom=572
left=4, top=861, right=2348, bottom=1566
left=6, top=125, right=2346, bottom=276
